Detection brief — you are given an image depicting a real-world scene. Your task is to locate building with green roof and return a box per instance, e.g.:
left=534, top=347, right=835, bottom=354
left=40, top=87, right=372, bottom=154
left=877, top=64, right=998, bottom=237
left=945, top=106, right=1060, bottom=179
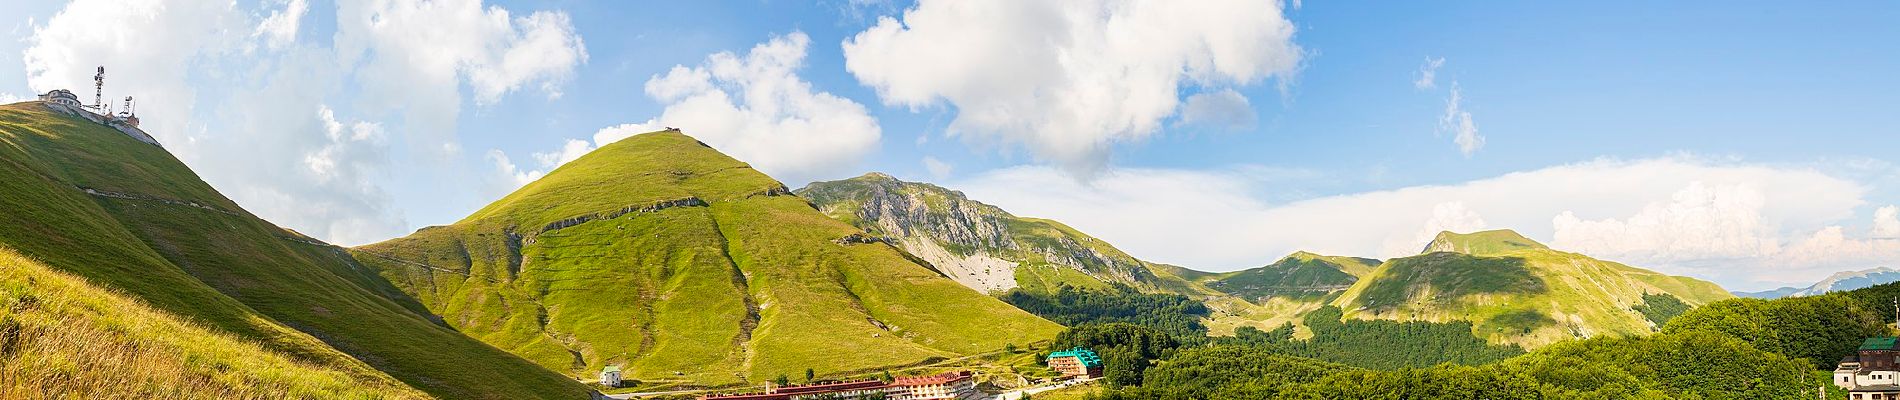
left=1046, top=348, right=1103, bottom=379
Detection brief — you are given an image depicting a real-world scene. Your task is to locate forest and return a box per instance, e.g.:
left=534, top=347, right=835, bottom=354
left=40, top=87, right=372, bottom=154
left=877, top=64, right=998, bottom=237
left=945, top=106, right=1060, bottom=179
left=1029, top=281, right=1900, bottom=399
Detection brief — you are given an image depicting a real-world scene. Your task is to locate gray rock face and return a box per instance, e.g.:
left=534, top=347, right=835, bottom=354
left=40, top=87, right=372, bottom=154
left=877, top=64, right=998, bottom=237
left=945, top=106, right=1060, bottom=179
left=798, top=173, right=1162, bottom=293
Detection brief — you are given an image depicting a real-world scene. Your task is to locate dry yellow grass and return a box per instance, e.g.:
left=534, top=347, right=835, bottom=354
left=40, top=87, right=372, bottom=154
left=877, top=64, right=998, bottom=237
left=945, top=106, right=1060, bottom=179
left=0, top=248, right=428, bottom=400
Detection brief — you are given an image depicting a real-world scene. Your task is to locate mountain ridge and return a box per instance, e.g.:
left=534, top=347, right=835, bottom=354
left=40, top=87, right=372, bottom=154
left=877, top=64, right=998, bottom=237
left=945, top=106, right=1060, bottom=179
left=356, top=132, right=1062, bottom=386
left=0, top=101, right=591, bottom=399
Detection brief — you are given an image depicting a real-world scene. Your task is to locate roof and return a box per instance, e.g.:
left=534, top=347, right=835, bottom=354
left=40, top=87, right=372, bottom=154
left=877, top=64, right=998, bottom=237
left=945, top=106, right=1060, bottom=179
left=894, top=371, right=972, bottom=386
left=700, top=380, right=890, bottom=400
left=1852, top=384, right=1900, bottom=393
left=1047, top=347, right=1104, bottom=368
left=602, top=365, right=622, bottom=373
left=1862, top=337, right=1899, bottom=351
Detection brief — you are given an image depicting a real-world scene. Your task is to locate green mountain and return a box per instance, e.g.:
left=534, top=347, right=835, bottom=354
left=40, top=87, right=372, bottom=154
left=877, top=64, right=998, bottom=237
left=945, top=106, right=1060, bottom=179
left=1203, top=251, right=1380, bottom=301
left=797, top=173, right=1206, bottom=295
left=354, top=132, right=1062, bottom=386
left=1332, top=230, right=1733, bottom=347
left=0, top=101, right=590, bottom=398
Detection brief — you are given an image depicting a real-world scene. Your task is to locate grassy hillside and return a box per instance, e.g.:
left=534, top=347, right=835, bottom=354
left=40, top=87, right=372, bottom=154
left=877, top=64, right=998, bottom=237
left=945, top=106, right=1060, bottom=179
left=798, top=173, right=1205, bottom=295
left=355, top=131, right=1062, bottom=387
left=0, top=247, right=426, bottom=399
left=0, top=101, right=590, bottom=399
left=1331, top=230, right=1733, bottom=348
left=1203, top=251, right=1377, bottom=301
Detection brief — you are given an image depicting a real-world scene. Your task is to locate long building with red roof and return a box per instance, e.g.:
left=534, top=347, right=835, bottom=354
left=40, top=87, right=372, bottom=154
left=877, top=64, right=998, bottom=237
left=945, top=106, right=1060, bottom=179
left=698, top=371, right=979, bottom=400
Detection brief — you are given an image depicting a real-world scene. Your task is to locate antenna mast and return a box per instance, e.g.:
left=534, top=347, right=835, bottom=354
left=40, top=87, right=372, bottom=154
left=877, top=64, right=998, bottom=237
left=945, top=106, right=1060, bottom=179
left=92, top=66, right=105, bottom=110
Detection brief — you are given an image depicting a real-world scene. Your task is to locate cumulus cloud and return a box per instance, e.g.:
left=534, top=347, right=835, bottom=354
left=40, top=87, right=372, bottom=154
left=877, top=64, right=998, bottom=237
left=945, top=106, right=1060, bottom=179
left=598, top=31, right=881, bottom=186
left=0, top=93, right=23, bottom=103
left=1439, top=83, right=1483, bottom=156
left=922, top=156, right=953, bottom=179
left=948, top=157, right=1871, bottom=289
left=1414, top=56, right=1444, bottom=89
left=1875, top=205, right=1900, bottom=238
left=1552, top=182, right=1781, bottom=261
left=487, top=149, right=543, bottom=188
left=335, top=0, right=587, bottom=146
left=843, top=0, right=1302, bottom=176
left=25, top=0, right=585, bottom=245
left=1180, top=89, right=1258, bottom=130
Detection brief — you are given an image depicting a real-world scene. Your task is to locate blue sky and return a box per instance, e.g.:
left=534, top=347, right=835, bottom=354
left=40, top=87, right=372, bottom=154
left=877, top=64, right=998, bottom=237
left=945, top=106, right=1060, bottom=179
left=1, top=0, right=1896, bottom=290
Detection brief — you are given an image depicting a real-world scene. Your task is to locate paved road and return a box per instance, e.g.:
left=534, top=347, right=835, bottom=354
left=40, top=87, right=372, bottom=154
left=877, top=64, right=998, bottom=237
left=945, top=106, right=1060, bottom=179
left=994, top=378, right=1098, bottom=400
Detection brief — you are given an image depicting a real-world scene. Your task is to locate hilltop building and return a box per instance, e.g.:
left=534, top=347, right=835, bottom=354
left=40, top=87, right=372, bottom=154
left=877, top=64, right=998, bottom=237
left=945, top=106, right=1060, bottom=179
left=1835, top=337, right=1900, bottom=399
left=30, top=66, right=160, bottom=147
left=37, top=89, right=81, bottom=107
left=698, top=371, right=979, bottom=400
left=1046, top=348, right=1103, bottom=380
left=600, top=365, right=623, bottom=388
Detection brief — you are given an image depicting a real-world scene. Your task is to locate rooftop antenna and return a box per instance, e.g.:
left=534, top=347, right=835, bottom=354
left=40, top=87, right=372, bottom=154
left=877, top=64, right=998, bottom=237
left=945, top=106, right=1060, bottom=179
left=121, top=96, right=134, bottom=117
left=91, top=66, right=105, bottom=110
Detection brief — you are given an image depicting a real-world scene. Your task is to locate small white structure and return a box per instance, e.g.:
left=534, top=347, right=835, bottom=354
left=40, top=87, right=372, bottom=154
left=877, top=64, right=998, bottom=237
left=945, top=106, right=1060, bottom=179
left=37, top=89, right=81, bottom=107
left=600, top=365, right=623, bottom=388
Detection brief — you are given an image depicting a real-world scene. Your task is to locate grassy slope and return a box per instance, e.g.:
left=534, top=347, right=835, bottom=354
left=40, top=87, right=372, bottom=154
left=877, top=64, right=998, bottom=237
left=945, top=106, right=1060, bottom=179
left=1332, top=230, right=1733, bottom=348
left=355, top=131, right=1062, bottom=386
left=0, top=248, right=426, bottom=399
left=1203, top=252, right=1377, bottom=301
left=0, top=102, right=589, bottom=399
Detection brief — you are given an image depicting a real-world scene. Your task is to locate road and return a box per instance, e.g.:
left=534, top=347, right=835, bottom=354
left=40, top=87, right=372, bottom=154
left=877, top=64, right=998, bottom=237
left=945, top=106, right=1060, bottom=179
left=993, top=378, right=1098, bottom=400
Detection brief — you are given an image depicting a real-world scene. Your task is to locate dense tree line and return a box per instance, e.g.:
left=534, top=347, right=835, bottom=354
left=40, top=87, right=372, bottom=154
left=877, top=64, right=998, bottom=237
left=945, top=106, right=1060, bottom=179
left=1631, top=292, right=1691, bottom=328
left=1087, top=330, right=1812, bottom=399
left=1226, top=306, right=1524, bottom=369
left=1002, top=283, right=1210, bottom=339
left=1664, top=292, right=1888, bottom=369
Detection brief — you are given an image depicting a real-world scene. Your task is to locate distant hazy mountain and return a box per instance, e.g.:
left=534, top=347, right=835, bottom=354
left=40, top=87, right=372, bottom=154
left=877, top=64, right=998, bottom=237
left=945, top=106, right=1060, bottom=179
left=1736, top=267, right=1900, bottom=299
left=1733, top=287, right=1802, bottom=299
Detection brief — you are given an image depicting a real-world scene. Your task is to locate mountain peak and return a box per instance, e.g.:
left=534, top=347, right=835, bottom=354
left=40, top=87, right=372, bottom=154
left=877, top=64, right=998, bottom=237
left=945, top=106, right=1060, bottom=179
left=1422, top=229, right=1548, bottom=256
left=854, top=171, right=899, bottom=181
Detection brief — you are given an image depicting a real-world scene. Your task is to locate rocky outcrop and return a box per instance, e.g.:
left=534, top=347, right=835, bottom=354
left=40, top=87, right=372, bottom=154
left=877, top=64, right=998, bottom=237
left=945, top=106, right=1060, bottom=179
left=799, top=173, right=1166, bottom=293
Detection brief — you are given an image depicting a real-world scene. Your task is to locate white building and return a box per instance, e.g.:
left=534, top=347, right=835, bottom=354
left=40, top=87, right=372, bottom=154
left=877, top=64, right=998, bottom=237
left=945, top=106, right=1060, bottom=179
left=37, top=89, right=81, bottom=107
left=892, top=371, right=980, bottom=400
left=600, top=365, right=623, bottom=388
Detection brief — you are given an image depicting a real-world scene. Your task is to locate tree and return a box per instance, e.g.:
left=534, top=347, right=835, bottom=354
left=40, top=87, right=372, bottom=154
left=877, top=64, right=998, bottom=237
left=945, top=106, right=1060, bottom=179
left=805, top=368, right=816, bottom=383
left=774, top=374, right=790, bottom=387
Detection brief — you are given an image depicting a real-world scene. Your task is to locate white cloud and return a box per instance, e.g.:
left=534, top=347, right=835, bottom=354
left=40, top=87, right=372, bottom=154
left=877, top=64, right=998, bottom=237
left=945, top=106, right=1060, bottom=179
left=1439, top=83, right=1483, bottom=156
left=1875, top=205, right=1900, bottom=238
left=487, top=149, right=543, bottom=188
left=25, top=0, right=585, bottom=246
left=0, top=93, right=22, bottom=103
left=1180, top=89, right=1257, bottom=130
left=1552, top=182, right=1780, bottom=261
left=922, top=156, right=953, bottom=180
left=334, top=0, right=587, bottom=146
left=1395, top=201, right=1488, bottom=255
left=608, top=31, right=881, bottom=186
left=1414, top=56, right=1444, bottom=89
left=533, top=139, right=593, bottom=170
left=592, top=123, right=658, bottom=147
left=948, top=157, right=1871, bottom=290
left=255, top=0, right=309, bottom=49
left=843, top=0, right=1302, bottom=176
